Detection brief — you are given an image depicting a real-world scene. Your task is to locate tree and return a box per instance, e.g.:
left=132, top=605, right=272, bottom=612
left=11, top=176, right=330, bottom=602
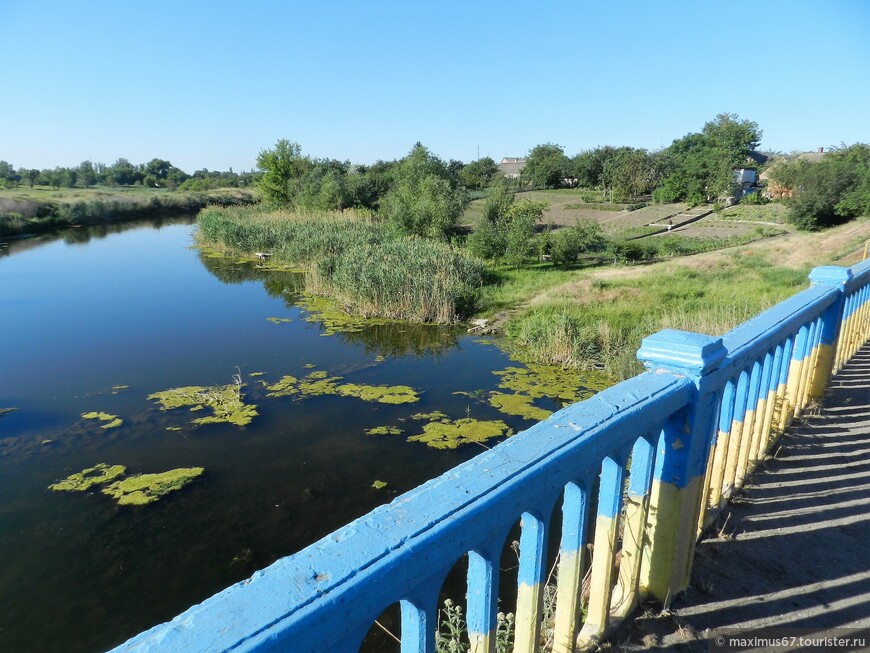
left=503, top=199, right=547, bottom=267
left=256, top=139, right=313, bottom=207
left=522, top=143, right=570, bottom=189
left=382, top=144, right=468, bottom=239
left=77, top=160, right=97, bottom=187
left=656, top=114, right=762, bottom=204
left=785, top=144, right=870, bottom=230
left=601, top=147, right=659, bottom=200
left=459, top=157, right=498, bottom=190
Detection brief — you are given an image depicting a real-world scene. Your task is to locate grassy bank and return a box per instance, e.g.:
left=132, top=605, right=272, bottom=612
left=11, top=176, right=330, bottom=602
left=197, top=206, right=485, bottom=323
left=0, top=186, right=258, bottom=238
left=491, top=219, right=869, bottom=379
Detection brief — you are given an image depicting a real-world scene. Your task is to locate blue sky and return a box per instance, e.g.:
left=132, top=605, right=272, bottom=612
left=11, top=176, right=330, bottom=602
left=1, top=0, right=868, bottom=173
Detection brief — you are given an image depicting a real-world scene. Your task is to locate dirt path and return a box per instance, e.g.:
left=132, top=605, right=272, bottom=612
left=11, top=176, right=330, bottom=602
left=610, top=345, right=870, bottom=651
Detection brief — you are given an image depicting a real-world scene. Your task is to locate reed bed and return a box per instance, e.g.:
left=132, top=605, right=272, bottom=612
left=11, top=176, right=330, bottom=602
left=196, top=206, right=485, bottom=324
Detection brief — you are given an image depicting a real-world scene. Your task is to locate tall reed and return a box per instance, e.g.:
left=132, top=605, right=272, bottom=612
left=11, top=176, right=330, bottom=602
left=196, top=206, right=485, bottom=324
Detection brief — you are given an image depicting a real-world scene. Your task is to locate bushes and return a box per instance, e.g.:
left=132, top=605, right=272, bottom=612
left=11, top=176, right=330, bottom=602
left=550, top=219, right=607, bottom=265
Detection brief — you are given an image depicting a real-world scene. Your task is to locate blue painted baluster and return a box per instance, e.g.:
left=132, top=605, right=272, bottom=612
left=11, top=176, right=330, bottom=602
left=401, top=587, right=439, bottom=653
left=576, top=456, right=625, bottom=649
left=749, top=348, right=775, bottom=465
left=612, top=436, right=655, bottom=620
left=467, top=549, right=498, bottom=653
left=705, top=377, right=736, bottom=518
left=552, top=481, right=589, bottom=653
left=735, top=358, right=763, bottom=489
left=513, top=511, right=547, bottom=653
left=722, top=367, right=749, bottom=499
left=782, top=324, right=810, bottom=429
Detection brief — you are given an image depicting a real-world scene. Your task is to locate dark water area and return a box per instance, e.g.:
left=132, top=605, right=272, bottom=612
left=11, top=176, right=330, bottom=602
left=0, top=219, right=569, bottom=652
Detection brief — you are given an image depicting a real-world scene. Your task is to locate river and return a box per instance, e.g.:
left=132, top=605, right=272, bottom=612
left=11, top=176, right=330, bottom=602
left=0, top=218, right=602, bottom=652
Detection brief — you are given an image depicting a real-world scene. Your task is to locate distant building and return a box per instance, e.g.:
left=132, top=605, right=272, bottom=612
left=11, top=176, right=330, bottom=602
left=498, top=157, right=526, bottom=179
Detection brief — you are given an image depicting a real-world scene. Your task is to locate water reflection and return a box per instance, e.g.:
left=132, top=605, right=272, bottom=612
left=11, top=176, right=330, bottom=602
left=0, top=215, right=196, bottom=258
left=196, top=247, right=463, bottom=358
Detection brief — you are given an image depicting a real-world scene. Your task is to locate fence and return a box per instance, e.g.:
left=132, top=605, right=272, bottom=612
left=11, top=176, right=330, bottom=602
left=114, top=259, right=870, bottom=653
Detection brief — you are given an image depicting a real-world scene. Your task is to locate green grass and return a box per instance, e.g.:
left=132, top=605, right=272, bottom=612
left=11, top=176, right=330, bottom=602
left=719, top=202, right=790, bottom=224
left=504, top=252, right=811, bottom=379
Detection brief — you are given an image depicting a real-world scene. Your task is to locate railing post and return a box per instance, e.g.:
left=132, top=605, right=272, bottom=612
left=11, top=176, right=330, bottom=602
left=807, top=266, right=852, bottom=401
left=636, top=329, right=727, bottom=604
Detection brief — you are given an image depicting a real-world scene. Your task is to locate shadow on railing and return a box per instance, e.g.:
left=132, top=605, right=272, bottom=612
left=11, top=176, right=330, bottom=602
left=114, top=259, right=870, bottom=653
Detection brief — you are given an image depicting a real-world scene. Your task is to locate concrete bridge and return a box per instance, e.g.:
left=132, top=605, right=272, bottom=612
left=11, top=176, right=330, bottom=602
left=112, top=259, right=870, bottom=653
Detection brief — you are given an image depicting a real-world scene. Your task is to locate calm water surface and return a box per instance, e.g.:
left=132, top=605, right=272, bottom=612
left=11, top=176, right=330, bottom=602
left=0, top=219, right=565, bottom=653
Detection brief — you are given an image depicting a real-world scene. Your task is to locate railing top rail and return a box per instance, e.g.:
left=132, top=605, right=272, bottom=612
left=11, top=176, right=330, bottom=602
left=717, top=284, right=836, bottom=379
left=846, top=257, right=870, bottom=292
left=115, top=371, right=693, bottom=653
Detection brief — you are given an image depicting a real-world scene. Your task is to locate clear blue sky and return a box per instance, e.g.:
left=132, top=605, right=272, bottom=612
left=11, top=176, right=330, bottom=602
left=1, top=0, right=868, bottom=173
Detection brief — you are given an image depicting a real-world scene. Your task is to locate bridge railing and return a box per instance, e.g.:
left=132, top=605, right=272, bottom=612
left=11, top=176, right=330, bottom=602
left=115, top=259, right=870, bottom=653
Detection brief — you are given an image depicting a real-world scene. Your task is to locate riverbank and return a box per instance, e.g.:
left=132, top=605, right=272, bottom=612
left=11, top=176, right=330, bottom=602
left=0, top=186, right=258, bottom=238
left=195, top=201, right=869, bottom=381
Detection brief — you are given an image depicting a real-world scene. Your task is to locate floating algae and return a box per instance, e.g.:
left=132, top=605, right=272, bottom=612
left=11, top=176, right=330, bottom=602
left=101, top=468, right=205, bottom=506
left=110, top=385, right=129, bottom=394
left=267, top=369, right=420, bottom=404
left=409, top=411, right=449, bottom=422
left=366, top=426, right=404, bottom=436
left=488, top=393, right=552, bottom=421
left=49, top=463, right=127, bottom=492
left=296, top=294, right=389, bottom=336
left=372, top=480, right=388, bottom=489
left=0, top=407, right=18, bottom=418
left=248, top=372, right=266, bottom=377
left=266, top=317, right=293, bottom=324
left=49, top=464, right=203, bottom=506
left=148, top=385, right=258, bottom=427
left=336, top=383, right=418, bottom=404
left=407, top=418, right=512, bottom=450
left=81, top=411, right=123, bottom=429
left=486, top=363, right=611, bottom=421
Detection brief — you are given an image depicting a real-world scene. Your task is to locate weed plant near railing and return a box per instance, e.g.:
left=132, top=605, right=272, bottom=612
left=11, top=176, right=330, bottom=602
left=197, top=206, right=486, bottom=324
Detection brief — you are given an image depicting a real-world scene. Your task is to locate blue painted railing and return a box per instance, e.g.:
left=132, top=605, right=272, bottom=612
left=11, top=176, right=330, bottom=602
left=114, top=259, right=870, bottom=653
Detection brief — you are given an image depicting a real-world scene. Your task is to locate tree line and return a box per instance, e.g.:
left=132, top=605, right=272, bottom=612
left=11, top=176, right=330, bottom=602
left=0, top=158, right=259, bottom=191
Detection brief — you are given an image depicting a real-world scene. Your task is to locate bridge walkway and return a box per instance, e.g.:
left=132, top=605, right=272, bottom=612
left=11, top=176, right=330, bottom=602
left=615, top=345, right=870, bottom=650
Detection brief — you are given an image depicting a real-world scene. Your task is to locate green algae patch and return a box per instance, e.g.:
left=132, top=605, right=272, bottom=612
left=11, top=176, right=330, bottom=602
left=372, top=480, right=388, bottom=489
left=266, top=317, right=293, bottom=324
left=366, top=426, right=404, bottom=436
left=249, top=371, right=266, bottom=377
left=110, top=385, right=129, bottom=394
left=49, top=464, right=127, bottom=492
left=266, top=375, right=300, bottom=397
left=0, top=407, right=18, bottom=418
left=407, top=418, right=512, bottom=450
left=493, top=362, right=611, bottom=403
left=410, top=411, right=449, bottom=422
left=148, top=385, right=258, bottom=427
left=101, top=467, right=205, bottom=506
left=303, top=363, right=317, bottom=369
left=336, top=383, right=419, bottom=404
left=488, top=393, right=552, bottom=421
left=81, top=411, right=123, bottom=429
left=296, top=294, right=390, bottom=336
left=267, top=370, right=420, bottom=404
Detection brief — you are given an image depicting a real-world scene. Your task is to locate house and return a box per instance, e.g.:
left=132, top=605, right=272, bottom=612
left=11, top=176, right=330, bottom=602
left=497, top=157, right=526, bottom=179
